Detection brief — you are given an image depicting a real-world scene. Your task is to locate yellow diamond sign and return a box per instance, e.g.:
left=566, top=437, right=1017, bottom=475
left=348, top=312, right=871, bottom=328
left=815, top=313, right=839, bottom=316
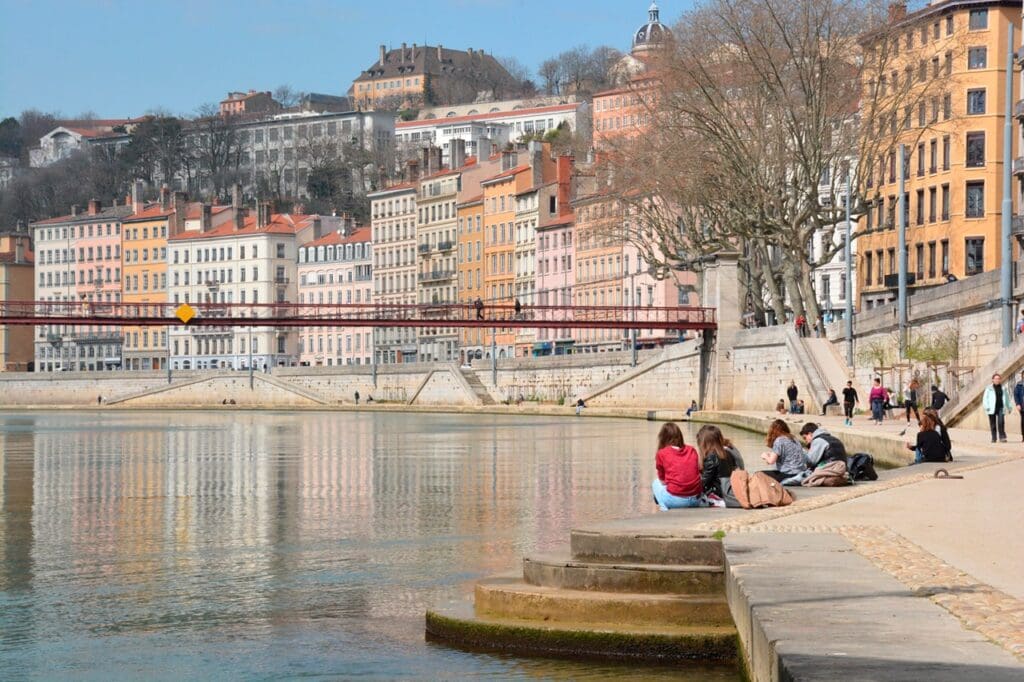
left=175, top=304, right=196, bottom=324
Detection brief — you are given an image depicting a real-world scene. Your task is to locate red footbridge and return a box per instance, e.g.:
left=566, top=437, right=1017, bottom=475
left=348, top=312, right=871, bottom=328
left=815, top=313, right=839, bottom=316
left=0, top=301, right=717, bottom=331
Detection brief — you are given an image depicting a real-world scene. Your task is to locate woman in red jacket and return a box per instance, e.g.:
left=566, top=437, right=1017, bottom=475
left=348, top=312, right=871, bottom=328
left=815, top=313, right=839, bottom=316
left=652, top=422, right=705, bottom=510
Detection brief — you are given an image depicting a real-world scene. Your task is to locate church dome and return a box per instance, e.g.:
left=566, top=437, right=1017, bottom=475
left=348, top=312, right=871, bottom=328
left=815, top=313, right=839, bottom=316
left=633, top=2, right=671, bottom=52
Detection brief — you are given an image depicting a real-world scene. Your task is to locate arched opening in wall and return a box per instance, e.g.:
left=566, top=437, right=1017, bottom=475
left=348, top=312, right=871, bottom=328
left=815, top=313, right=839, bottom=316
left=498, top=349, right=506, bottom=359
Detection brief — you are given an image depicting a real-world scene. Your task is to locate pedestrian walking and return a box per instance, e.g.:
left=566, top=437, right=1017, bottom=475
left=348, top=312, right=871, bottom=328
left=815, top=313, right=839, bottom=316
left=841, top=380, right=859, bottom=426
left=1014, top=371, right=1024, bottom=442
left=983, top=373, right=1012, bottom=443
left=868, top=377, right=886, bottom=425
left=930, top=385, right=949, bottom=411
left=474, top=297, right=484, bottom=320
left=1018, top=310, right=1024, bottom=336
left=514, top=298, right=522, bottom=319
left=904, top=379, right=921, bottom=425
left=786, top=381, right=799, bottom=413
left=794, top=314, right=807, bottom=338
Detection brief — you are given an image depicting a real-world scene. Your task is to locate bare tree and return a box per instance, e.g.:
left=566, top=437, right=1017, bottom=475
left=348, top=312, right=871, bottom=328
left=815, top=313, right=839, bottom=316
left=189, top=103, right=243, bottom=200
left=273, top=85, right=304, bottom=109
left=538, top=59, right=563, bottom=95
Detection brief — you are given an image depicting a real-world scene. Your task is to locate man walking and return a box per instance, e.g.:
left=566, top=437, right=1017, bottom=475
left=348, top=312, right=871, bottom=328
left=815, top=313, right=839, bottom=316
left=841, top=380, right=859, bottom=426
left=786, top=381, right=799, bottom=414
left=930, top=385, right=949, bottom=411
left=474, top=297, right=484, bottom=321
left=983, top=373, right=1012, bottom=443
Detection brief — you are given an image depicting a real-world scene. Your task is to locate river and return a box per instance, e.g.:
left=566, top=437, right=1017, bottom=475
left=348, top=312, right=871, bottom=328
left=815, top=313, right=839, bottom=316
left=0, top=411, right=764, bottom=679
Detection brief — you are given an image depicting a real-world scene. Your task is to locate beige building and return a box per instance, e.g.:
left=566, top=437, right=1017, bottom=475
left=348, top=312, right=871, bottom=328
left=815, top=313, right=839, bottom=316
left=369, top=178, right=419, bottom=364
left=858, top=1, right=1021, bottom=309
left=0, top=230, right=34, bottom=371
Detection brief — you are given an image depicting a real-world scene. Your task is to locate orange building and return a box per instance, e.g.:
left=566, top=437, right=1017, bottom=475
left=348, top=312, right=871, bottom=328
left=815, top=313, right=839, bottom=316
left=458, top=196, right=485, bottom=361
left=0, top=229, right=33, bottom=370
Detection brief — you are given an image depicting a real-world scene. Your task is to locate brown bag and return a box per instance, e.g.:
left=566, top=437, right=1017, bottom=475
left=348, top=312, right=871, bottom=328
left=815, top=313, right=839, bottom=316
left=730, top=470, right=795, bottom=509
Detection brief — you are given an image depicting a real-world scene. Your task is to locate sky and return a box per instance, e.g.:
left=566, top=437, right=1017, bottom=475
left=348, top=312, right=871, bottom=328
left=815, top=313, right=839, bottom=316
left=0, top=0, right=694, bottom=120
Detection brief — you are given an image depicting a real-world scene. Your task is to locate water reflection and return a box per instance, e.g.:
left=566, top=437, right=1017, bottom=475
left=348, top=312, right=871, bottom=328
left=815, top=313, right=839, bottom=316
left=0, top=411, right=748, bottom=679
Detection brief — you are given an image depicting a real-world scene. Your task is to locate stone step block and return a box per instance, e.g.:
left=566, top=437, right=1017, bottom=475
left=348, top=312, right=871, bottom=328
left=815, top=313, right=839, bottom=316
left=474, top=576, right=733, bottom=627
left=426, top=600, right=738, bottom=663
left=570, top=529, right=725, bottom=567
left=523, top=552, right=725, bottom=594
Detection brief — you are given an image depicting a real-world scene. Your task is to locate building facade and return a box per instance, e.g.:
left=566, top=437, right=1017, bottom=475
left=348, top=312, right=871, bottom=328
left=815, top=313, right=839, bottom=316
left=0, top=230, right=34, bottom=371
left=858, top=1, right=1021, bottom=309
left=416, top=167, right=460, bottom=362
left=369, top=183, right=419, bottom=364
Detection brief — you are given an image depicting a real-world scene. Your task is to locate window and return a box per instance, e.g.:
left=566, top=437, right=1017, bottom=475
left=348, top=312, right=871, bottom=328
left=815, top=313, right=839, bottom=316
left=917, top=143, right=925, bottom=176
left=966, top=181, right=985, bottom=218
left=865, top=253, right=874, bottom=288
left=276, top=243, right=285, bottom=258
left=966, top=132, right=985, bottom=167
left=968, top=47, right=987, bottom=69
left=915, top=244, right=924, bottom=279
left=967, top=89, right=986, bottom=115
left=929, top=139, right=937, bottom=173
left=887, top=248, right=896, bottom=276
left=941, top=239, right=949, bottom=275
left=916, top=189, right=924, bottom=225
left=942, top=136, right=950, bottom=170
left=965, top=238, right=984, bottom=275
left=945, top=14, right=953, bottom=35
left=968, top=9, right=988, bottom=30
left=943, top=93, right=951, bottom=120
left=941, top=184, right=950, bottom=220
left=928, top=242, right=937, bottom=278
left=929, top=187, right=937, bottom=223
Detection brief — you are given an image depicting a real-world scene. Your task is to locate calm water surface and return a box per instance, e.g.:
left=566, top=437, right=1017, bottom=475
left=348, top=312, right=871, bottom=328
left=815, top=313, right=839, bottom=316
left=0, top=411, right=762, bottom=680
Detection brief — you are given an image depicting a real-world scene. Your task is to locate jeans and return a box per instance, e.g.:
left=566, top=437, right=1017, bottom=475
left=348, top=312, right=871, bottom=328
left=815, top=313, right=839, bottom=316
left=914, top=447, right=924, bottom=464
left=844, top=402, right=855, bottom=419
left=988, top=413, right=1007, bottom=441
left=652, top=479, right=704, bottom=511
left=870, top=399, right=884, bottom=422
left=789, top=399, right=798, bottom=413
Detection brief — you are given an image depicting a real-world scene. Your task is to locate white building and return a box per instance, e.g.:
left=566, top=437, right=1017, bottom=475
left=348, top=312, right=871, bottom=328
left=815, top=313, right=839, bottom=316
left=811, top=175, right=858, bottom=323
left=29, top=123, right=133, bottom=168
left=297, top=224, right=373, bottom=366
left=369, top=181, right=419, bottom=363
left=167, top=206, right=321, bottom=370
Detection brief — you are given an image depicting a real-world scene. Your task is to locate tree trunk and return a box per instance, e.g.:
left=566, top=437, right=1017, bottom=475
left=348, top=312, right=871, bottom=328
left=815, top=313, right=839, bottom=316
left=755, top=241, right=788, bottom=324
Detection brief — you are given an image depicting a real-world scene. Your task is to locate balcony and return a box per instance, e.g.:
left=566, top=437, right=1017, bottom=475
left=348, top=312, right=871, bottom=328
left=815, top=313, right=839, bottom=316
left=1014, top=157, right=1024, bottom=176
left=70, top=332, right=124, bottom=344
left=438, top=240, right=454, bottom=252
left=418, top=243, right=431, bottom=256
left=1013, top=215, right=1024, bottom=237
left=274, top=276, right=290, bottom=285
left=420, top=269, right=455, bottom=283
left=1015, top=99, right=1024, bottom=119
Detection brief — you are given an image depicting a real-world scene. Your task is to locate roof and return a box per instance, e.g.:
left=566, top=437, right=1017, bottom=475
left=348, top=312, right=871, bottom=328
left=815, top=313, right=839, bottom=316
left=481, top=164, right=530, bottom=186
left=185, top=204, right=232, bottom=220
left=397, top=103, right=579, bottom=129
left=367, top=182, right=418, bottom=197
left=458, top=193, right=484, bottom=207
left=302, top=225, right=370, bottom=249
left=123, top=203, right=176, bottom=223
left=0, top=248, right=34, bottom=264
left=30, top=204, right=134, bottom=226
left=538, top=215, right=575, bottom=230
left=354, top=44, right=511, bottom=85
left=168, top=213, right=316, bottom=241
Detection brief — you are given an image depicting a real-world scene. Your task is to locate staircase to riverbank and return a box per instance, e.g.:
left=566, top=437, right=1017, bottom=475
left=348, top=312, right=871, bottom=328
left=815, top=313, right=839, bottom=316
left=426, top=523, right=737, bottom=662
left=942, top=337, right=1024, bottom=427
left=460, top=368, right=496, bottom=405
left=784, top=329, right=852, bottom=407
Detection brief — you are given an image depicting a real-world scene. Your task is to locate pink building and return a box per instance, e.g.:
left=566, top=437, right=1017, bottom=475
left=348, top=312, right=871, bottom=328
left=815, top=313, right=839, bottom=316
left=622, top=242, right=698, bottom=348
left=297, top=226, right=373, bottom=366
left=534, top=215, right=575, bottom=355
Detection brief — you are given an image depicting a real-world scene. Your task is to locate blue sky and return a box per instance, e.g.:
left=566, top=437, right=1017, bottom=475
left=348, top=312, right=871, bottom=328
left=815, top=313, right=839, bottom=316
left=0, top=0, right=693, bottom=119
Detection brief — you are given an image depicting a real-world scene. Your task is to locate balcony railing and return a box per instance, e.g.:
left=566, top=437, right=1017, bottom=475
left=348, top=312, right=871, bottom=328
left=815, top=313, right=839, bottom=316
left=274, top=276, right=290, bottom=284
left=438, top=240, right=454, bottom=252
left=70, top=332, right=124, bottom=344
left=418, top=243, right=431, bottom=255
left=420, top=269, right=455, bottom=283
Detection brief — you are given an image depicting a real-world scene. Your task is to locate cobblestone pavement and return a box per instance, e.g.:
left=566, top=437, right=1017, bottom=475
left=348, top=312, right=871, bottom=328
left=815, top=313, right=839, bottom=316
left=692, top=454, right=1024, bottom=662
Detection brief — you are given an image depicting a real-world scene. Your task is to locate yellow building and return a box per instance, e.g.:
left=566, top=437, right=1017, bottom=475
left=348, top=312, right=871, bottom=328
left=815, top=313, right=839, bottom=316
left=858, top=1, right=1020, bottom=310
left=458, top=196, right=485, bottom=361
left=121, top=193, right=184, bottom=370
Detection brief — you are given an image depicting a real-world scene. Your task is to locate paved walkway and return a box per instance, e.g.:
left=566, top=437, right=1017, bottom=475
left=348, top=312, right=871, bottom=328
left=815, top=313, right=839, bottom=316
left=703, top=410, right=1024, bottom=663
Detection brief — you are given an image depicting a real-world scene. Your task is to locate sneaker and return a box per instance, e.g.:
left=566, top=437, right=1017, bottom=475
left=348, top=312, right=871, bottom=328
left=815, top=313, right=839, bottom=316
left=1000, top=438, right=1007, bottom=443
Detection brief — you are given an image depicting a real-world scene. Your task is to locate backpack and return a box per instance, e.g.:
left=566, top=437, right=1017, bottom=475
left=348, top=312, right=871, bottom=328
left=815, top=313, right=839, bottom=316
left=730, top=470, right=794, bottom=509
left=813, top=433, right=848, bottom=466
left=846, top=453, right=878, bottom=481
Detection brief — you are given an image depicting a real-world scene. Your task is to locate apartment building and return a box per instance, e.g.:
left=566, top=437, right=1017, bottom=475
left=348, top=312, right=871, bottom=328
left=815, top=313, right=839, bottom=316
left=458, top=195, right=486, bottom=362
left=572, top=192, right=627, bottom=353
left=297, top=223, right=373, bottom=367
left=858, top=1, right=1020, bottom=309
left=167, top=206, right=316, bottom=370
left=0, top=229, right=34, bottom=371
left=369, top=179, right=419, bottom=364
left=31, top=200, right=133, bottom=372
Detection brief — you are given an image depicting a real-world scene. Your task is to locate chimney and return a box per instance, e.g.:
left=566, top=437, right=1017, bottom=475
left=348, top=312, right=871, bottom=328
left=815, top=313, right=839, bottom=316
left=429, top=146, right=442, bottom=175
left=451, top=138, right=467, bottom=170
left=379, top=44, right=387, bottom=65
left=171, top=191, right=187, bottom=234
left=71, top=204, right=79, bottom=217
left=14, top=236, right=23, bottom=264
left=232, top=183, right=242, bottom=210
left=421, top=146, right=432, bottom=175
left=437, top=44, right=443, bottom=60
left=312, top=215, right=324, bottom=239
left=467, top=48, right=474, bottom=58
left=257, top=201, right=271, bottom=228
left=343, top=212, right=355, bottom=234
left=529, top=140, right=544, bottom=188
left=88, top=198, right=101, bottom=216
left=400, top=42, right=407, bottom=63
left=132, top=180, right=144, bottom=213
left=556, top=154, right=574, bottom=216
left=200, top=204, right=212, bottom=232
left=887, top=2, right=907, bottom=22
left=406, top=159, right=420, bottom=183
left=501, top=149, right=517, bottom=172
left=159, top=184, right=170, bottom=210
left=112, top=197, right=119, bottom=207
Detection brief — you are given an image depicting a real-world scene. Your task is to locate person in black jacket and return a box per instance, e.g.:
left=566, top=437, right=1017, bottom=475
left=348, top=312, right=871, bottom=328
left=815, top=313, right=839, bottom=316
left=786, top=381, right=799, bottom=413
left=908, top=412, right=948, bottom=463
left=923, top=407, right=952, bottom=461
left=696, top=424, right=745, bottom=507
left=930, top=385, right=949, bottom=411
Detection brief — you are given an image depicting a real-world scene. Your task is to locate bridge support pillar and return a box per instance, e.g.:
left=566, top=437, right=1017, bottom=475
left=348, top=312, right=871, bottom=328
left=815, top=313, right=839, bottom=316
left=698, top=251, right=741, bottom=411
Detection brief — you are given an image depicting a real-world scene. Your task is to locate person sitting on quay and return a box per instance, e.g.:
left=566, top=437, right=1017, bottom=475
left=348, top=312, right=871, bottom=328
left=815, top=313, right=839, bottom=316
left=697, top=424, right=745, bottom=508
left=983, top=373, right=1012, bottom=443
left=575, top=398, right=586, bottom=416
left=908, top=412, right=950, bottom=463
left=930, top=384, right=949, bottom=411
left=775, top=399, right=787, bottom=415
left=651, top=422, right=705, bottom=510
left=923, top=407, right=952, bottom=461
left=760, top=419, right=809, bottom=484
left=796, top=399, right=806, bottom=415
left=820, top=389, right=838, bottom=416
left=685, top=400, right=699, bottom=417
left=799, top=422, right=847, bottom=469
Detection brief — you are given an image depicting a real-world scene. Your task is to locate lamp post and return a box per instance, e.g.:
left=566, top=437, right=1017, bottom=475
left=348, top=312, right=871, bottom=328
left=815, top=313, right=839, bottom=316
left=897, top=143, right=908, bottom=359
left=1000, top=23, right=1015, bottom=348
left=629, top=271, right=637, bottom=367
left=844, top=169, right=854, bottom=367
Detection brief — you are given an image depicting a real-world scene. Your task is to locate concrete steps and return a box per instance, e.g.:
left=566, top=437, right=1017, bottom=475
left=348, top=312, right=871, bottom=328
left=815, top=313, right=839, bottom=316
left=475, top=576, right=734, bottom=627
left=523, top=552, right=725, bottom=594
left=570, top=528, right=725, bottom=567
left=460, top=368, right=496, bottom=405
left=426, top=601, right=737, bottom=662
